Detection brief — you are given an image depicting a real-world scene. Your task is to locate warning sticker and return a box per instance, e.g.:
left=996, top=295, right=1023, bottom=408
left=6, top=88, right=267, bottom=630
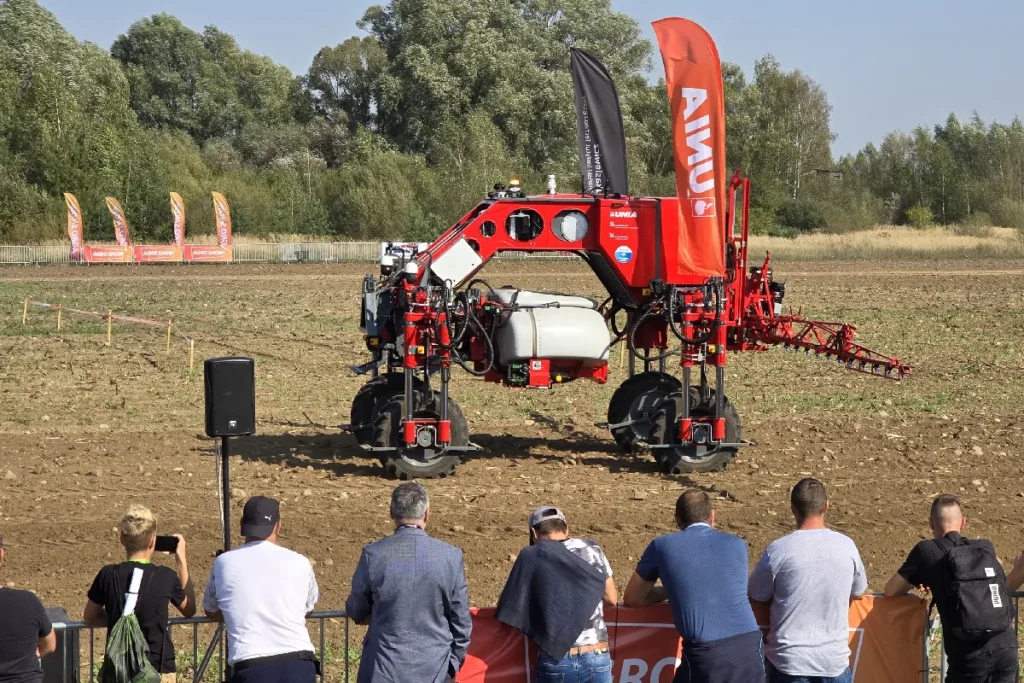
left=990, top=584, right=1003, bottom=608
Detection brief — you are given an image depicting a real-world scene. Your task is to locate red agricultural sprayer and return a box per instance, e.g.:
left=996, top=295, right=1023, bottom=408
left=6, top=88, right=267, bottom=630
left=341, top=18, right=910, bottom=479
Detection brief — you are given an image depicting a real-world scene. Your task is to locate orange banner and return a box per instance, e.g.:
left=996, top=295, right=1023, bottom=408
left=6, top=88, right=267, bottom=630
left=133, top=245, right=183, bottom=263
left=104, top=197, right=131, bottom=246
left=211, top=191, right=232, bottom=247
left=64, top=193, right=83, bottom=260
left=170, top=192, right=186, bottom=248
left=456, top=597, right=926, bottom=683
left=184, top=245, right=232, bottom=263
left=83, top=245, right=132, bottom=263
left=653, top=17, right=727, bottom=278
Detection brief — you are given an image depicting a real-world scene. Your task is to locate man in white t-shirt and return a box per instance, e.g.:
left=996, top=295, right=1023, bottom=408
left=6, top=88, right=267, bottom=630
left=203, top=496, right=319, bottom=683
left=749, top=478, right=867, bottom=683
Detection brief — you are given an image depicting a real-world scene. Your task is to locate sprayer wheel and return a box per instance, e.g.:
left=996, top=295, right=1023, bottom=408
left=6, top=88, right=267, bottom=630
left=349, top=374, right=426, bottom=445
left=606, top=371, right=682, bottom=453
left=650, top=389, right=742, bottom=474
left=371, top=393, right=469, bottom=480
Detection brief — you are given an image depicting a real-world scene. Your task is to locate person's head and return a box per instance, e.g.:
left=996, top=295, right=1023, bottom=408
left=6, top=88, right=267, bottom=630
left=675, top=490, right=714, bottom=529
left=390, top=483, right=429, bottom=528
left=241, top=496, right=281, bottom=543
left=929, top=494, right=965, bottom=538
left=791, top=478, right=829, bottom=527
left=529, top=506, right=568, bottom=543
left=119, top=505, right=157, bottom=558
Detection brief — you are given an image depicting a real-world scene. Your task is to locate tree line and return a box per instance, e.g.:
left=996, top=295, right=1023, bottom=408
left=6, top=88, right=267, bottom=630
left=1, top=0, right=1021, bottom=243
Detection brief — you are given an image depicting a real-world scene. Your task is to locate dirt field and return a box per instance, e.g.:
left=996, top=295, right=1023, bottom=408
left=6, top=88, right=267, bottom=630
left=1, top=258, right=1023, bottom=625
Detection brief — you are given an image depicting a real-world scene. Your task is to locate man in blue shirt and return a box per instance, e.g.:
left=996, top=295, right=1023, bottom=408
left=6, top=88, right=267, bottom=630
left=624, top=490, right=765, bottom=683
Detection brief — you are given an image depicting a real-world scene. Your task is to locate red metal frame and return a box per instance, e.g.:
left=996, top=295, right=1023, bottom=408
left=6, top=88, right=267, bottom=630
left=367, top=171, right=909, bottom=454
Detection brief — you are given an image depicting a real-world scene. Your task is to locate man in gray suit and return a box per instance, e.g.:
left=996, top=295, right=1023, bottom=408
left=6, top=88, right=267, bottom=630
left=346, top=483, right=472, bottom=683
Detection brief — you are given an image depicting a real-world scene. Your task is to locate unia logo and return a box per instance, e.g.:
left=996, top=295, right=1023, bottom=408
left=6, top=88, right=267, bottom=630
left=67, top=204, right=81, bottom=250
left=610, top=211, right=637, bottom=219
left=171, top=202, right=183, bottom=242
left=680, top=87, right=715, bottom=195
left=215, top=201, right=229, bottom=245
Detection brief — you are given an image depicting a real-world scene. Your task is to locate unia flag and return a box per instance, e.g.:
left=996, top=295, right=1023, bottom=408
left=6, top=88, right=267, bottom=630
left=653, top=17, right=728, bottom=278
left=211, top=192, right=232, bottom=247
left=104, top=197, right=131, bottom=246
left=64, top=193, right=83, bottom=259
left=170, top=192, right=185, bottom=247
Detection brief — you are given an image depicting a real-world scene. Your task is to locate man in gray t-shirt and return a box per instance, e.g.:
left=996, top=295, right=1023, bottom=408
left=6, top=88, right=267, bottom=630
left=749, top=479, right=867, bottom=683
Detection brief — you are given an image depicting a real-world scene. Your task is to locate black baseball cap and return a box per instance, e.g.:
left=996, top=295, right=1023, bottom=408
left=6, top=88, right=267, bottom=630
left=241, top=496, right=279, bottom=539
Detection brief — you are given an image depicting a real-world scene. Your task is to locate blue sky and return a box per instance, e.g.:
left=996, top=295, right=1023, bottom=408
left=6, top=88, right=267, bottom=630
left=39, top=0, right=1023, bottom=156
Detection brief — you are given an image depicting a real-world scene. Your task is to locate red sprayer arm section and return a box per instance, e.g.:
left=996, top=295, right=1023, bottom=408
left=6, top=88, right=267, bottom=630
left=738, top=253, right=911, bottom=380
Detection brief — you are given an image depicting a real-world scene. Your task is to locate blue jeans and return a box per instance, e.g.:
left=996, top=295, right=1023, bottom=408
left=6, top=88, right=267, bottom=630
left=535, top=651, right=613, bottom=683
left=767, top=665, right=853, bottom=683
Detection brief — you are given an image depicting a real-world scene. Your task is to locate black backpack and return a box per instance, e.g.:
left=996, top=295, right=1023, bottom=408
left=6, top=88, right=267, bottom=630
left=933, top=536, right=1012, bottom=642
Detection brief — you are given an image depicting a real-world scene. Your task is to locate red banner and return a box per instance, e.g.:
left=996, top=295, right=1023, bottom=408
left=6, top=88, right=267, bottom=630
left=184, top=245, right=232, bottom=263
left=133, top=245, right=183, bottom=263
left=104, top=197, right=132, bottom=246
left=83, top=245, right=132, bottom=263
left=64, top=193, right=83, bottom=260
left=456, top=597, right=926, bottom=683
left=653, top=17, right=727, bottom=278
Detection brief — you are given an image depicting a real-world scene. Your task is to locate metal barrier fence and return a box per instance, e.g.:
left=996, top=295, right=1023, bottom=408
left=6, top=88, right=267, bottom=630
left=45, top=596, right=1021, bottom=683
left=50, top=610, right=351, bottom=683
left=0, top=243, right=579, bottom=265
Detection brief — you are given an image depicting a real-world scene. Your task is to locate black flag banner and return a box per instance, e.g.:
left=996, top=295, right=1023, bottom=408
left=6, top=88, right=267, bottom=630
left=570, top=48, right=629, bottom=196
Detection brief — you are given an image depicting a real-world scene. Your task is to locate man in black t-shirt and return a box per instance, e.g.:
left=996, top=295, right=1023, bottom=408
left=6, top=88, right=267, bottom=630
left=83, top=507, right=196, bottom=683
left=0, top=536, right=57, bottom=683
left=884, top=494, right=1018, bottom=683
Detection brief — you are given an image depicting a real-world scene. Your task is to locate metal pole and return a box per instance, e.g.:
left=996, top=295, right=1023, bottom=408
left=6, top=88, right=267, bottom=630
left=319, top=617, right=326, bottom=683
left=221, top=436, right=231, bottom=552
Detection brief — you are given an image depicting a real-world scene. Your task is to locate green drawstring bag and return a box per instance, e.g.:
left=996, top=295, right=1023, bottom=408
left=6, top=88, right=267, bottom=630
left=98, top=567, right=162, bottom=683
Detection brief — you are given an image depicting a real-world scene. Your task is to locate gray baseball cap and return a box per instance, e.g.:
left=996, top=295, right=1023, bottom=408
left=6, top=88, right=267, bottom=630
left=529, top=505, right=566, bottom=529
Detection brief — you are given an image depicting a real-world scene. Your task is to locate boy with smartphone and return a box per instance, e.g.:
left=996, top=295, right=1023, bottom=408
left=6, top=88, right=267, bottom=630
left=83, top=506, right=196, bottom=683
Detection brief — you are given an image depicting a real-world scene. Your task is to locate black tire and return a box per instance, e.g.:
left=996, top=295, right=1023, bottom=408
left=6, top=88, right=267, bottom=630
left=349, top=374, right=426, bottom=445
left=650, top=389, right=742, bottom=473
left=372, top=393, right=469, bottom=479
left=606, top=371, right=682, bottom=453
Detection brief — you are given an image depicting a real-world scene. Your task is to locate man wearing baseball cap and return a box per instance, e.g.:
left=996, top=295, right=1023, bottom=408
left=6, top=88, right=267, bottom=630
left=203, top=496, right=319, bottom=683
left=496, top=506, right=618, bottom=683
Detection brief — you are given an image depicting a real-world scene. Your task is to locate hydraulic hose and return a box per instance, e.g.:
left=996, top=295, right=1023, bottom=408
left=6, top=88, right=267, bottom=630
left=667, top=281, right=722, bottom=346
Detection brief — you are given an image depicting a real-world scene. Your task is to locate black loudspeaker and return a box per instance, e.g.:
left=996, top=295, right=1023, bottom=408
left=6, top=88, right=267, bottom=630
left=204, top=357, right=256, bottom=437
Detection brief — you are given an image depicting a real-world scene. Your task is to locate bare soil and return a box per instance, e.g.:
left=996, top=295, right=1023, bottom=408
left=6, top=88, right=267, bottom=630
left=0, top=259, right=1022, bottom=620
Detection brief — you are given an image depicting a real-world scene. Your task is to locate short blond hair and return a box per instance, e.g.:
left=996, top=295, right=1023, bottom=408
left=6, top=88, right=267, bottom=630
left=119, top=505, right=156, bottom=553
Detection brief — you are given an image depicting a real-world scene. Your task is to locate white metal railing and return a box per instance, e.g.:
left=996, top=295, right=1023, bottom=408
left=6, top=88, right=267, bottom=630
left=0, top=242, right=578, bottom=265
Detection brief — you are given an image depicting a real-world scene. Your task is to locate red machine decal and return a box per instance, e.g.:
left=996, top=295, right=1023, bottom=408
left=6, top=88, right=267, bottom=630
left=653, top=18, right=727, bottom=278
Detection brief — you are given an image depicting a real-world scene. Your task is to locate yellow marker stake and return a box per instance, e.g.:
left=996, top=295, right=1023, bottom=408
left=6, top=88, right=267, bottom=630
left=56, top=305, right=62, bottom=331
left=166, top=321, right=172, bottom=354
left=22, top=299, right=28, bottom=325
left=106, top=311, right=112, bottom=346
left=189, top=340, right=195, bottom=370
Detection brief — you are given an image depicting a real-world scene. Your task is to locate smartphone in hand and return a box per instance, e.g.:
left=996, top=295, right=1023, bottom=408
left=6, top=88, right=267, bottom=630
left=154, top=535, right=179, bottom=553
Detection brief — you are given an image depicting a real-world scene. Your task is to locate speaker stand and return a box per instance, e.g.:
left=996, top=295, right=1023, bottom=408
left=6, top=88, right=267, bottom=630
left=220, top=436, right=232, bottom=552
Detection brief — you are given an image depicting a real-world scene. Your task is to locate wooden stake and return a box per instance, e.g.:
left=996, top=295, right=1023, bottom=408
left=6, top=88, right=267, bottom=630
left=166, top=321, right=172, bottom=354
left=56, top=305, right=62, bottom=331
left=22, top=299, right=28, bottom=325
left=619, top=343, right=625, bottom=369
left=189, top=340, right=195, bottom=370
left=106, top=310, right=112, bottom=346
